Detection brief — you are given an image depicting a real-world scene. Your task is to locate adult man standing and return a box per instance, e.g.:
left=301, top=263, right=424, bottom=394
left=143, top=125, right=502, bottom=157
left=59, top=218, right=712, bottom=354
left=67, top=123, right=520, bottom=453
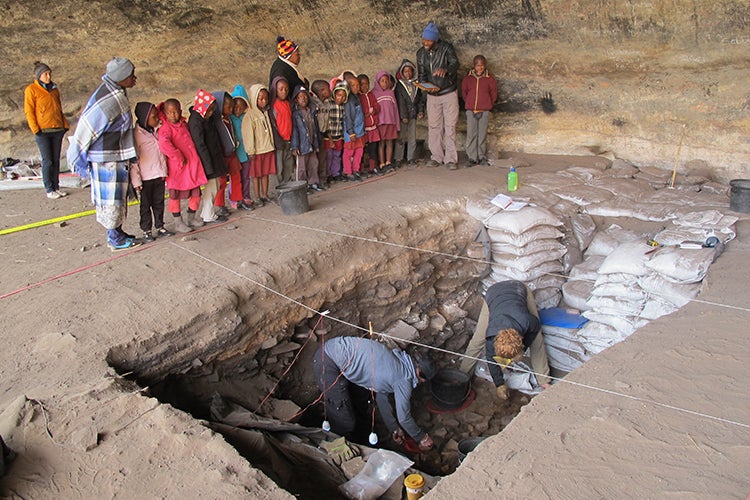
left=67, top=57, right=140, bottom=251
left=460, top=280, right=551, bottom=399
left=416, top=21, right=460, bottom=170
left=313, top=336, right=436, bottom=451
left=269, top=36, right=309, bottom=93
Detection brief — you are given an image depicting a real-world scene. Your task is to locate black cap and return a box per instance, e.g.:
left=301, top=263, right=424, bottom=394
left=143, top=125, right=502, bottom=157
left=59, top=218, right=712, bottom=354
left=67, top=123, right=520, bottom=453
left=412, top=351, right=437, bottom=381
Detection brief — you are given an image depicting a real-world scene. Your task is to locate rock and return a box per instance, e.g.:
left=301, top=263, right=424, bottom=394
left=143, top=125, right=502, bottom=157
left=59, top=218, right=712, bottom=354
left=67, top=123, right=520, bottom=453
left=260, top=337, right=278, bottom=350
left=191, top=358, right=203, bottom=368
left=384, top=320, right=418, bottom=342
left=340, top=456, right=365, bottom=480
left=429, top=314, right=447, bottom=332
left=267, top=399, right=300, bottom=421
left=413, top=262, right=434, bottom=284
left=461, top=412, right=486, bottom=426
left=438, top=300, right=468, bottom=323
left=432, top=427, right=448, bottom=440
left=181, top=235, right=197, bottom=241
left=70, top=424, right=98, bottom=452
left=56, top=221, right=67, bottom=228
left=411, top=314, right=430, bottom=331
left=270, top=342, right=301, bottom=356
left=376, top=283, right=397, bottom=299
left=442, top=438, right=459, bottom=452
left=225, top=224, right=238, bottom=230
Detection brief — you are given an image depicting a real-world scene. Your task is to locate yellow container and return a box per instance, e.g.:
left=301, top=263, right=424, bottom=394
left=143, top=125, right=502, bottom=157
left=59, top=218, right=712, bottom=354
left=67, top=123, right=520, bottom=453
left=404, top=473, right=425, bottom=500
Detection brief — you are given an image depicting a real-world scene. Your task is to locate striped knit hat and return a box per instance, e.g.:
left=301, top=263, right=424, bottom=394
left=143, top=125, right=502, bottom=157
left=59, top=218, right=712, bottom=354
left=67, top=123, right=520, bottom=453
left=276, top=36, right=298, bottom=59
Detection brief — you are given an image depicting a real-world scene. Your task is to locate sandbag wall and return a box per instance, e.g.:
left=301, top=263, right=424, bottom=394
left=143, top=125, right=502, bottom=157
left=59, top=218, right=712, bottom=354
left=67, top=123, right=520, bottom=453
left=467, top=159, right=737, bottom=373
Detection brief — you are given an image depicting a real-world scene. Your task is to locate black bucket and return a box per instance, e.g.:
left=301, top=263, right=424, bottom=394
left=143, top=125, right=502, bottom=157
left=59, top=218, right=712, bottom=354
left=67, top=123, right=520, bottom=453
left=430, top=369, right=471, bottom=409
left=276, top=180, right=310, bottom=215
left=457, top=437, right=486, bottom=464
left=730, top=179, right=750, bottom=214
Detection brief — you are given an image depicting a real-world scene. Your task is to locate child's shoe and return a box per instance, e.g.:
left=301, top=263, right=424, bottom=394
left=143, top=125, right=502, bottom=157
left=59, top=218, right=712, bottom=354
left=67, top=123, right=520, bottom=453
left=108, top=239, right=142, bottom=252
left=186, top=212, right=204, bottom=228
left=142, top=231, right=155, bottom=243
left=215, top=206, right=230, bottom=217
left=46, top=191, right=62, bottom=199
left=156, top=227, right=174, bottom=237
left=172, top=218, right=192, bottom=233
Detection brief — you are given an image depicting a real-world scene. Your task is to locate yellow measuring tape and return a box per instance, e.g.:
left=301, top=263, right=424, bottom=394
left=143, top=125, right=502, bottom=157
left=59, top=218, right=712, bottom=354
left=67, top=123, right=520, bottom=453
left=0, top=200, right=140, bottom=236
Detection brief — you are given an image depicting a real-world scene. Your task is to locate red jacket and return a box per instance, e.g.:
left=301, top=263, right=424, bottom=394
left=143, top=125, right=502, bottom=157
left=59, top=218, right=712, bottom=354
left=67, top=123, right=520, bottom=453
left=156, top=102, right=208, bottom=191
left=461, top=70, right=498, bottom=112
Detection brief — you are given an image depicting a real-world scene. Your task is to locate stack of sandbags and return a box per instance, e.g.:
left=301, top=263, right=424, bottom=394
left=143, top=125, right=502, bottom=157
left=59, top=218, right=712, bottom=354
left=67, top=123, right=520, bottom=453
left=466, top=196, right=566, bottom=307
left=539, top=308, right=590, bottom=373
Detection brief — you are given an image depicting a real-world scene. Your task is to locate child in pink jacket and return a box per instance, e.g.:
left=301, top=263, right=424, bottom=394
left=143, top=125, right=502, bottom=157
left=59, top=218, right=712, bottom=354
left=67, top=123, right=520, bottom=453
left=131, top=102, right=173, bottom=242
left=157, top=98, right=207, bottom=233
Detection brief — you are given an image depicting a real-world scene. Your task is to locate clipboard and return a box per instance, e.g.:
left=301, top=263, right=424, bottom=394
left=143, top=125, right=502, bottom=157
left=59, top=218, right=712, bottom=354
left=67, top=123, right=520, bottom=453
left=415, top=81, right=440, bottom=91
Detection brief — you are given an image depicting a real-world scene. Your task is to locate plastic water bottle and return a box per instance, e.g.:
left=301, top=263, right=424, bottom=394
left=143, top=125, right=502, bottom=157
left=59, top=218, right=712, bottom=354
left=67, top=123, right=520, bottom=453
left=508, top=167, right=518, bottom=192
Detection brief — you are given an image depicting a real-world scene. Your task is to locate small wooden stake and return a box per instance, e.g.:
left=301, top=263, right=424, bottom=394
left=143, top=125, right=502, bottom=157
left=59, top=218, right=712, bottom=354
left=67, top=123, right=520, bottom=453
left=670, top=124, right=687, bottom=188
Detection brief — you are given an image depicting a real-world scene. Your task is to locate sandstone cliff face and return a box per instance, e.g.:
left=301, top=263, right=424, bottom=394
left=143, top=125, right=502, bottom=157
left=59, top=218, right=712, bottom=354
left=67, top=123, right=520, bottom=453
left=1, top=0, right=748, bottom=179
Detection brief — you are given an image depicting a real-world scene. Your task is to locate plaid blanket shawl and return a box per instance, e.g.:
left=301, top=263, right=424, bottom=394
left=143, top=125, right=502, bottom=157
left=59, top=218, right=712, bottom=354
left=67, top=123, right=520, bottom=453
left=67, top=76, right=136, bottom=178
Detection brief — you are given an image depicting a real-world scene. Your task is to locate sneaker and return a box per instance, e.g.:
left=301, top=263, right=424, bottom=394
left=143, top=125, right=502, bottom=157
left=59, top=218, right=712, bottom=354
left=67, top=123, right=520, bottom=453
left=117, top=227, right=136, bottom=239
left=446, top=162, right=458, bottom=170
left=155, top=227, right=174, bottom=237
left=108, top=239, right=142, bottom=252
left=55, top=189, right=69, bottom=197
left=203, top=215, right=228, bottom=223
left=46, top=191, right=62, bottom=199
left=237, top=201, right=255, bottom=211
left=142, top=231, right=155, bottom=243
left=466, top=159, right=478, bottom=167
left=479, top=157, right=489, bottom=166
left=215, top=206, right=230, bottom=217
left=424, top=159, right=440, bottom=168
left=310, top=183, right=325, bottom=192
left=345, top=174, right=356, bottom=181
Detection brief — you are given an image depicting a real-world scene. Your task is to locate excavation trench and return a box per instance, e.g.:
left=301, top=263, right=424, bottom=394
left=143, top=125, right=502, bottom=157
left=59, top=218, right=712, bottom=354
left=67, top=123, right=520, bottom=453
left=105, top=205, right=528, bottom=498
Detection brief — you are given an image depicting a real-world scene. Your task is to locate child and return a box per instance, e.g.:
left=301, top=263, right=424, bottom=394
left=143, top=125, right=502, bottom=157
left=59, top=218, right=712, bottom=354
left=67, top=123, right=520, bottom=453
left=461, top=54, right=498, bottom=166
left=157, top=98, right=207, bottom=233
left=211, top=90, right=246, bottom=214
left=130, top=102, right=173, bottom=241
left=394, top=59, right=425, bottom=167
left=230, top=85, right=256, bottom=210
left=309, top=80, right=331, bottom=187
left=373, top=70, right=400, bottom=171
left=325, top=83, right=346, bottom=182
left=341, top=73, right=365, bottom=181
left=188, top=89, right=228, bottom=224
left=270, top=76, right=294, bottom=183
left=290, top=86, right=324, bottom=191
left=358, top=74, right=381, bottom=176
left=241, top=83, right=277, bottom=204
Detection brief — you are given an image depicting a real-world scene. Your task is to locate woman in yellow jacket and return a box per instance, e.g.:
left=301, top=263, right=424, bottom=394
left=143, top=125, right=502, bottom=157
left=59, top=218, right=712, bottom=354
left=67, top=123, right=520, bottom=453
left=24, top=62, right=69, bottom=199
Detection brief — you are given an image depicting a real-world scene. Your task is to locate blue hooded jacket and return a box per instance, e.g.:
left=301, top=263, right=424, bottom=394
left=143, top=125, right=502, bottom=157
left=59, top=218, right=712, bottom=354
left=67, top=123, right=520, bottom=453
left=230, top=85, right=250, bottom=163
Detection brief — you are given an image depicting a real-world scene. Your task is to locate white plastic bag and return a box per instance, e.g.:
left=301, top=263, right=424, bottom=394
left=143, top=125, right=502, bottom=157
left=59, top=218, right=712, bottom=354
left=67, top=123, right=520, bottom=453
left=339, top=449, right=413, bottom=500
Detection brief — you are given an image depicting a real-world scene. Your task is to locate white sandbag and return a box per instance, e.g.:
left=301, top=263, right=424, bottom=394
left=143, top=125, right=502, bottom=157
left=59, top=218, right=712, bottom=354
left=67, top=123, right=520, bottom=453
left=578, top=321, right=628, bottom=348
left=585, top=224, right=641, bottom=256
left=546, top=345, right=586, bottom=372
left=542, top=326, right=587, bottom=350
left=645, top=246, right=716, bottom=283
left=568, top=255, right=605, bottom=281
left=561, top=279, right=595, bottom=311
left=655, top=226, right=735, bottom=246
left=605, top=159, right=639, bottom=178
left=484, top=206, right=562, bottom=234
left=590, top=281, right=648, bottom=302
left=585, top=197, right=677, bottom=221
left=487, top=226, right=564, bottom=246
left=548, top=198, right=581, bottom=219
left=559, top=165, right=607, bottom=182
left=560, top=225, right=583, bottom=273
left=582, top=311, right=648, bottom=335
left=639, top=296, right=679, bottom=320
left=534, top=287, right=561, bottom=309
left=466, top=196, right=501, bottom=221
left=585, top=295, right=645, bottom=316
left=637, top=274, right=700, bottom=307
left=552, top=184, right=614, bottom=206
left=527, top=274, right=566, bottom=291
left=589, top=177, right=654, bottom=199
left=673, top=209, right=737, bottom=229
left=491, top=238, right=566, bottom=257
left=489, top=260, right=564, bottom=282
left=491, top=247, right=567, bottom=272
left=597, top=240, right=653, bottom=276
left=593, top=272, right=640, bottom=286
left=569, top=213, right=597, bottom=252
left=523, top=172, right=581, bottom=192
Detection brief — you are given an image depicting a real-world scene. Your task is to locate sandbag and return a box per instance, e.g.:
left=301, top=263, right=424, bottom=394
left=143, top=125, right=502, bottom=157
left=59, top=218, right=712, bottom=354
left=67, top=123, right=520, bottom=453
left=645, top=246, right=715, bottom=283
left=585, top=295, right=645, bottom=316
left=491, top=247, right=567, bottom=272
left=490, top=238, right=566, bottom=257
left=582, top=311, right=648, bottom=335
left=589, top=177, right=654, bottom=199
left=578, top=322, right=627, bottom=352
left=637, top=274, right=701, bottom=307
left=534, top=287, right=562, bottom=309
left=489, top=260, right=564, bottom=282
left=527, top=274, right=566, bottom=291
left=466, top=196, right=501, bottom=221
left=569, top=213, right=597, bottom=252
left=597, top=240, right=653, bottom=276
left=585, top=224, right=641, bottom=256
left=639, top=296, right=679, bottom=320
left=590, top=282, right=648, bottom=302
left=487, top=225, right=563, bottom=247
left=552, top=184, right=614, bottom=206
left=484, top=206, right=562, bottom=234
left=561, top=279, right=595, bottom=311
left=546, top=345, right=586, bottom=372
left=568, top=255, right=605, bottom=281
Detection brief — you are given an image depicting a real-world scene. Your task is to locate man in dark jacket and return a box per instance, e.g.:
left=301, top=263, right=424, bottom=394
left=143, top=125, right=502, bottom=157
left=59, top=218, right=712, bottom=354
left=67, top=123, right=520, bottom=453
left=394, top=59, right=425, bottom=166
left=460, top=280, right=551, bottom=399
left=269, top=36, right=309, bottom=94
left=416, top=22, right=460, bottom=170
left=313, top=336, right=437, bottom=450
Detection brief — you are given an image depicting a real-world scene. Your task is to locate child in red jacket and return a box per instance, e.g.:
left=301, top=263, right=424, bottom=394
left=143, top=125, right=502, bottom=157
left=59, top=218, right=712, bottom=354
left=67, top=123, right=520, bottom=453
left=461, top=55, right=498, bottom=166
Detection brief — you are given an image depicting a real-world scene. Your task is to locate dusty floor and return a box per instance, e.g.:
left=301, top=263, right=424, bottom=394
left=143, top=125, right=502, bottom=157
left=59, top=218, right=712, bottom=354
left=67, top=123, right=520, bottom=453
left=0, top=154, right=749, bottom=498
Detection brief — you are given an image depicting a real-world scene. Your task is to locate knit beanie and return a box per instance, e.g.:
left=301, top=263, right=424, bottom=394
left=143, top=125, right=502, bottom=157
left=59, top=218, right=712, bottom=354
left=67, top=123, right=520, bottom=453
left=193, top=89, right=216, bottom=118
left=34, top=62, right=51, bottom=81
left=276, top=36, right=298, bottom=59
left=134, top=102, right=155, bottom=132
left=422, top=22, right=439, bottom=41
left=105, top=57, right=135, bottom=82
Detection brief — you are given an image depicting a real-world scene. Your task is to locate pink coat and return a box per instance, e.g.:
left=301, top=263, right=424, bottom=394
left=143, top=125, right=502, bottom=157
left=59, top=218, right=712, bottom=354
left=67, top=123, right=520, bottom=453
left=131, top=125, right=168, bottom=187
left=157, top=103, right=207, bottom=191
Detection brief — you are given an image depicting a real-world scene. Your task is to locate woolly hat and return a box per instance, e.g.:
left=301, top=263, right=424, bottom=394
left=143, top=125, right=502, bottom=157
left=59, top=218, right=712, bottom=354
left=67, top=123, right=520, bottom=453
left=34, top=62, right=51, bottom=81
left=412, top=350, right=437, bottom=381
left=106, top=57, right=135, bottom=82
left=134, top=102, right=156, bottom=132
left=422, top=21, right=439, bottom=41
left=193, top=89, right=216, bottom=118
left=276, top=36, right=298, bottom=59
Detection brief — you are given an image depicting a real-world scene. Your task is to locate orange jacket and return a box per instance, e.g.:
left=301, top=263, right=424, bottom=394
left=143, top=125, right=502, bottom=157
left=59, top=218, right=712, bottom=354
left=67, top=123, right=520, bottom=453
left=24, top=80, right=69, bottom=134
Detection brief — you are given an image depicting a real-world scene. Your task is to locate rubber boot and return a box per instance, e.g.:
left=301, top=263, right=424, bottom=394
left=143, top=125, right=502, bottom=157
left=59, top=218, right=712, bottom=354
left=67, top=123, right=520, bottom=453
left=186, top=211, right=204, bottom=229
left=172, top=215, right=192, bottom=233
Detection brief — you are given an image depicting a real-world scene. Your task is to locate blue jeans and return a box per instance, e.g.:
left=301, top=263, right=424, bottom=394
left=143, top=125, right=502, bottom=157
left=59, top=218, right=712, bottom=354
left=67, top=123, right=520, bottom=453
left=34, top=130, right=66, bottom=193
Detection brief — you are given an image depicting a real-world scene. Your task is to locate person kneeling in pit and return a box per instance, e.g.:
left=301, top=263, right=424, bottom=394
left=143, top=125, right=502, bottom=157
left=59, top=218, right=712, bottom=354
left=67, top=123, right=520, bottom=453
left=460, top=280, right=550, bottom=399
left=313, top=336, right=437, bottom=451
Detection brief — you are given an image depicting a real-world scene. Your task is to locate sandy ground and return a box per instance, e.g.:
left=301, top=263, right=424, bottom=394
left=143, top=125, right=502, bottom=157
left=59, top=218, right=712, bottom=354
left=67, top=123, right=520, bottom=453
left=0, top=154, right=748, bottom=498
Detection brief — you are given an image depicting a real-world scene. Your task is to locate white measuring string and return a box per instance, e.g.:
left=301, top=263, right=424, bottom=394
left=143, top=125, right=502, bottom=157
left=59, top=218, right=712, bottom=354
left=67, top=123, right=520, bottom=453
left=170, top=241, right=750, bottom=431
left=245, top=214, right=750, bottom=314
